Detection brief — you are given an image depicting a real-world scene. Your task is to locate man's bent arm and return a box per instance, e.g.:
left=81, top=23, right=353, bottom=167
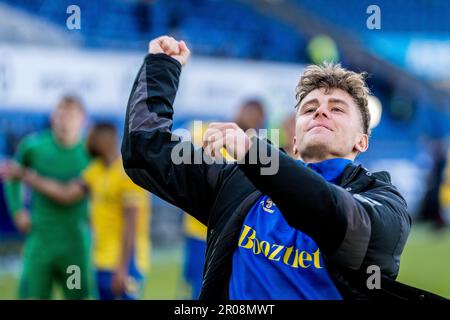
left=23, top=169, right=86, bottom=204
left=121, top=53, right=224, bottom=225
left=239, top=138, right=411, bottom=273
left=4, top=179, right=24, bottom=216
left=4, top=137, right=32, bottom=216
left=120, top=204, right=137, bottom=273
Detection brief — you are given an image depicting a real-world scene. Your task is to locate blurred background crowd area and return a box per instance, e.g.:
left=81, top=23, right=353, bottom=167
left=0, top=0, right=450, bottom=299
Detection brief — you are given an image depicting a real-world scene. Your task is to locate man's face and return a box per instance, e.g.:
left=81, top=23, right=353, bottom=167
left=294, top=88, right=368, bottom=162
left=87, top=130, right=117, bottom=158
left=51, top=104, right=85, bottom=146
left=235, top=104, right=265, bottom=131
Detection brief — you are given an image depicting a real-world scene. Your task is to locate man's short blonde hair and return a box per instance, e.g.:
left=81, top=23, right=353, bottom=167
left=295, top=63, right=371, bottom=135
left=56, top=95, right=85, bottom=113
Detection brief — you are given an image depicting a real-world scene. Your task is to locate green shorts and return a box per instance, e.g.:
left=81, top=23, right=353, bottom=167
left=19, top=234, right=91, bottom=299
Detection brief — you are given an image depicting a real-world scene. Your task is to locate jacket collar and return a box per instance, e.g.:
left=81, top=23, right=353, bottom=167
left=296, top=158, right=353, bottom=184
left=339, top=163, right=392, bottom=193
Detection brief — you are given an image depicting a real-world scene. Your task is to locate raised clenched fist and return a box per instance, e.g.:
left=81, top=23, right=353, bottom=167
left=149, top=35, right=190, bottom=66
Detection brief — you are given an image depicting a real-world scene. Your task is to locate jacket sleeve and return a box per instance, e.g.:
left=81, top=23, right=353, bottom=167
left=121, top=53, right=225, bottom=225
left=239, top=137, right=411, bottom=274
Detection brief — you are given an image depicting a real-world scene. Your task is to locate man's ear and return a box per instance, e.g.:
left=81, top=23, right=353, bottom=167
left=293, top=136, right=299, bottom=156
left=354, top=133, right=369, bottom=153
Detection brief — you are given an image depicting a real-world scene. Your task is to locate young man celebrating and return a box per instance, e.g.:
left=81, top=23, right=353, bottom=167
left=121, top=36, right=419, bottom=300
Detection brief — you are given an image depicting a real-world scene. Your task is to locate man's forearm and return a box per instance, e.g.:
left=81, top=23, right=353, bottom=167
left=120, top=207, right=137, bottom=272
left=122, top=53, right=181, bottom=170
left=23, top=169, right=83, bottom=204
left=238, top=137, right=348, bottom=254
left=3, top=180, right=24, bottom=216
left=121, top=52, right=218, bottom=225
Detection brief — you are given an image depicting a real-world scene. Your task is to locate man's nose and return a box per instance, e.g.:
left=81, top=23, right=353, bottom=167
left=313, top=105, right=330, bottom=119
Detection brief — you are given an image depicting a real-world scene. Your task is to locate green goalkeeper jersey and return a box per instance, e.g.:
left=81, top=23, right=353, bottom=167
left=4, top=129, right=90, bottom=241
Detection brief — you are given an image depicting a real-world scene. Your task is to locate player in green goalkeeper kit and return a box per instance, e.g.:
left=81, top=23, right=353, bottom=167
left=3, top=96, right=91, bottom=299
